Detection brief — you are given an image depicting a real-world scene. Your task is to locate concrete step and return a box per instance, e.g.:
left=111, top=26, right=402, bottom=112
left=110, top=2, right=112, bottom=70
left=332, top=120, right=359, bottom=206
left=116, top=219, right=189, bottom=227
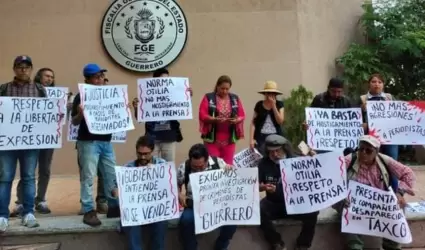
left=1, top=208, right=424, bottom=250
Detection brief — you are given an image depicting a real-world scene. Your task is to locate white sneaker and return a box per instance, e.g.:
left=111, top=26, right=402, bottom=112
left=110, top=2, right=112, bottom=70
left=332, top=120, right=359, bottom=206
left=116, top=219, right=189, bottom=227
left=22, top=213, right=39, bottom=228
left=0, top=217, right=8, bottom=232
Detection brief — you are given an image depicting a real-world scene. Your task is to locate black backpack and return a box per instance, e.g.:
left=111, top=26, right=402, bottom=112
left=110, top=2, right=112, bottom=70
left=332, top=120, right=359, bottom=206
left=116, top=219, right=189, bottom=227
left=184, top=156, right=220, bottom=189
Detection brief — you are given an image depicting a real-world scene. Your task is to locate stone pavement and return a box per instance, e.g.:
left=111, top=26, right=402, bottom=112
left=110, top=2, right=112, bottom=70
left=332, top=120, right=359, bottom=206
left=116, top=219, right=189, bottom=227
left=7, top=167, right=425, bottom=217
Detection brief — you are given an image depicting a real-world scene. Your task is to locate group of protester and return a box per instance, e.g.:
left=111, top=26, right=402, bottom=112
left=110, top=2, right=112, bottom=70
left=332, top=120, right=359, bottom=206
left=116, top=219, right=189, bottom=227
left=0, top=55, right=416, bottom=250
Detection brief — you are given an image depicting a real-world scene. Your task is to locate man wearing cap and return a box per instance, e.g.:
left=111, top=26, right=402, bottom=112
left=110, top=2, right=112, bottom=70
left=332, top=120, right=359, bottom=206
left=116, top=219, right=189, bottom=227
left=0, top=56, right=47, bottom=232
left=71, top=63, right=119, bottom=226
left=258, top=134, right=319, bottom=250
left=338, top=135, right=415, bottom=250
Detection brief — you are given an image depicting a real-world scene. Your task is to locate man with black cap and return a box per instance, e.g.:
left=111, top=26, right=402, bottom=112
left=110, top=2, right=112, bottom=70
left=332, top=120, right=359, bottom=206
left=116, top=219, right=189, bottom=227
left=310, top=78, right=352, bottom=109
left=257, top=134, right=319, bottom=250
left=0, top=55, right=47, bottom=232
left=71, top=63, right=119, bottom=226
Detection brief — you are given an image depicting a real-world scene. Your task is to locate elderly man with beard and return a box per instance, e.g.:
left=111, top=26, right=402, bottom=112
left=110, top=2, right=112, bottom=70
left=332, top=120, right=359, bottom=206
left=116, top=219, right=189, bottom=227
left=112, top=135, right=168, bottom=250
left=338, top=135, right=415, bottom=250
left=258, top=134, right=319, bottom=250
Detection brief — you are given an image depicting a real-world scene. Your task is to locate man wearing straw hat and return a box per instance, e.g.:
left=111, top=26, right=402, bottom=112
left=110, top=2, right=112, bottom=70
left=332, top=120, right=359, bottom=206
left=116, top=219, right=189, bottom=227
left=249, top=80, right=285, bottom=155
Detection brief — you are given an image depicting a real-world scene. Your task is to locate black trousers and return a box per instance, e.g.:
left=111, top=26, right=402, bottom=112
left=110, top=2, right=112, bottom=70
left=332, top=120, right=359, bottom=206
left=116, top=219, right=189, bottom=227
left=260, top=198, right=319, bottom=248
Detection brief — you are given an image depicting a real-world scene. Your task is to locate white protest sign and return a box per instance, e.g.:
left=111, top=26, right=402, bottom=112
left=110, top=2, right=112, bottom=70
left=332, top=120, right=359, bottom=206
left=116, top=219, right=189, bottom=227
left=46, top=87, right=68, bottom=126
left=115, top=163, right=180, bottom=227
left=78, top=84, right=134, bottom=134
left=190, top=168, right=260, bottom=234
left=233, top=148, right=262, bottom=168
left=305, top=108, right=363, bottom=151
left=0, top=97, right=65, bottom=150
left=280, top=151, right=347, bottom=214
left=366, top=101, right=425, bottom=144
left=67, top=121, right=126, bottom=143
left=137, top=77, right=192, bottom=122
left=341, top=181, right=412, bottom=244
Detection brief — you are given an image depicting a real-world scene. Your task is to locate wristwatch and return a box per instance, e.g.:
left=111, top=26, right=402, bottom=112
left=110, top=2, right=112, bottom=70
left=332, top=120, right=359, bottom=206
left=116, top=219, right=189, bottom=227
left=397, top=189, right=405, bottom=196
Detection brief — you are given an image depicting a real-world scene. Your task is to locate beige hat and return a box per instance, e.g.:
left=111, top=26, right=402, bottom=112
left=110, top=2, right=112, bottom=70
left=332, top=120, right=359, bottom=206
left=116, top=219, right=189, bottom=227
left=359, top=135, right=380, bottom=148
left=258, top=81, right=283, bottom=95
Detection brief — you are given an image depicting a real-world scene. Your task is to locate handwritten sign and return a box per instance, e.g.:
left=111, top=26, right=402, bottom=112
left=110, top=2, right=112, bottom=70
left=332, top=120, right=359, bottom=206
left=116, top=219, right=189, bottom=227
left=67, top=120, right=126, bottom=143
left=79, top=84, right=134, bottom=134
left=0, top=97, right=65, bottom=150
left=280, top=151, right=347, bottom=214
left=233, top=148, right=262, bottom=168
left=115, top=163, right=180, bottom=227
left=137, top=77, right=192, bottom=122
left=190, top=168, right=260, bottom=234
left=342, top=181, right=412, bottom=244
left=46, top=87, right=68, bottom=126
left=367, top=101, right=425, bottom=144
left=305, top=108, right=363, bottom=151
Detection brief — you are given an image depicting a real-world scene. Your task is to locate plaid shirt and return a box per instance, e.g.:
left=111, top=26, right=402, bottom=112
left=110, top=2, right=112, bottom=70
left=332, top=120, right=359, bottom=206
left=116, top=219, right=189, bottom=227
left=4, top=79, right=40, bottom=97
left=177, top=156, right=227, bottom=199
left=344, top=154, right=415, bottom=194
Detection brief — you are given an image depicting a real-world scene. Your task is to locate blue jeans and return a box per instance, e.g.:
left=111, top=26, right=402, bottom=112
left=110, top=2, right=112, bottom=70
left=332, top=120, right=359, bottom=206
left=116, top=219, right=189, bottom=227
left=380, top=145, right=399, bottom=160
left=123, top=221, right=167, bottom=250
left=0, top=150, right=39, bottom=218
left=179, top=208, right=237, bottom=250
left=76, top=140, right=119, bottom=213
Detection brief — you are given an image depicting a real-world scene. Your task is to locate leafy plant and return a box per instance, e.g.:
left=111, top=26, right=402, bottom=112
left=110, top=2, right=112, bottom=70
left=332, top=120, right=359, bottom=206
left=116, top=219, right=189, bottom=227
left=337, top=0, right=425, bottom=100
left=282, top=85, right=313, bottom=147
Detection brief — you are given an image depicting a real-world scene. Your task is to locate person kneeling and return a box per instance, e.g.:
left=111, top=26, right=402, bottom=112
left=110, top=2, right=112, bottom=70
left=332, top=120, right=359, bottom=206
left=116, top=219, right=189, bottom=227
left=259, top=135, right=319, bottom=250
left=177, top=143, right=237, bottom=250
left=112, top=136, right=168, bottom=250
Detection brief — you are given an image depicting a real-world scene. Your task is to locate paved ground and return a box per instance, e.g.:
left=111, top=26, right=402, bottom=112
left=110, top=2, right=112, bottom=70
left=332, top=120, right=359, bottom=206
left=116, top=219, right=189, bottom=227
left=7, top=168, right=425, bottom=217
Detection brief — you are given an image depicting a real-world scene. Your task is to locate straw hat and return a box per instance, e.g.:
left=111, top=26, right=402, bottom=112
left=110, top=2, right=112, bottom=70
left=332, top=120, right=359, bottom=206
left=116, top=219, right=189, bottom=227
left=258, top=81, right=282, bottom=95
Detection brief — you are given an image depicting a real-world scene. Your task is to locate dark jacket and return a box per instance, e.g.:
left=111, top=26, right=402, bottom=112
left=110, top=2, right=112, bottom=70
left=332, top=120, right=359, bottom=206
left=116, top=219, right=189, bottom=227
left=310, top=91, right=352, bottom=109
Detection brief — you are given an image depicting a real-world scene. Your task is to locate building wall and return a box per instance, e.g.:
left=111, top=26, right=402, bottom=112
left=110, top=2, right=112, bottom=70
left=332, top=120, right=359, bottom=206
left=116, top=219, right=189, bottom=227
left=0, top=0, right=362, bottom=175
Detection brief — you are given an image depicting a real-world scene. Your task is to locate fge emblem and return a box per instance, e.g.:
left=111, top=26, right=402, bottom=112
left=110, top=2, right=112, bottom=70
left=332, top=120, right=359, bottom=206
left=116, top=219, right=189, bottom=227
left=101, top=0, right=188, bottom=72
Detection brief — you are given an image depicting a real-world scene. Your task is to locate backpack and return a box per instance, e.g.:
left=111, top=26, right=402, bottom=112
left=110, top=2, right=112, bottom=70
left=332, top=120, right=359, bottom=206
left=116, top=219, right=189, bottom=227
left=347, top=152, right=398, bottom=192
left=0, top=82, right=47, bottom=97
left=184, top=156, right=220, bottom=189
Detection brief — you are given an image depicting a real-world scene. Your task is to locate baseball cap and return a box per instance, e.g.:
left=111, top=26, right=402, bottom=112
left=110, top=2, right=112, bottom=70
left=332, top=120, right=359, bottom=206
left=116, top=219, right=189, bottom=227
left=13, top=55, right=33, bottom=67
left=83, top=63, right=107, bottom=78
left=359, top=135, right=380, bottom=149
left=265, top=134, right=289, bottom=150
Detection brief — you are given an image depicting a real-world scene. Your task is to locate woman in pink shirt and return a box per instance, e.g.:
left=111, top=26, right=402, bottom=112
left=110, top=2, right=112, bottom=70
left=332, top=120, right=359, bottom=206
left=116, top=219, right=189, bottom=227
left=199, top=75, right=245, bottom=164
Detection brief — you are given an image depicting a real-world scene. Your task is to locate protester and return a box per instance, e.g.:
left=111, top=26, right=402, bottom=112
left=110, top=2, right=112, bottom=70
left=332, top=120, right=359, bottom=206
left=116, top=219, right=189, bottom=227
left=258, top=134, right=318, bottom=250
left=71, top=63, right=119, bottom=226
left=199, top=75, right=245, bottom=164
left=303, top=78, right=353, bottom=154
left=10, top=68, right=57, bottom=216
left=132, top=68, right=191, bottom=161
left=0, top=55, right=47, bottom=231
left=112, top=135, right=167, bottom=250
left=359, top=73, right=399, bottom=160
left=337, top=135, right=415, bottom=250
left=249, top=81, right=284, bottom=155
left=177, top=143, right=236, bottom=250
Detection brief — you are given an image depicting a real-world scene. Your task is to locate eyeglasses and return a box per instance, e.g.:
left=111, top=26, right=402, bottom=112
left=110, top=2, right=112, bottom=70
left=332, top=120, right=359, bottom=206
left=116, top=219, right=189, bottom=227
left=358, top=147, right=374, bottom=155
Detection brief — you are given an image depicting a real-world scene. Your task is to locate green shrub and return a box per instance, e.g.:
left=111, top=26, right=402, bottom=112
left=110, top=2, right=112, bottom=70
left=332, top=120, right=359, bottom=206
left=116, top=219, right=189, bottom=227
left=282, top=85, right=314, bottom=147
